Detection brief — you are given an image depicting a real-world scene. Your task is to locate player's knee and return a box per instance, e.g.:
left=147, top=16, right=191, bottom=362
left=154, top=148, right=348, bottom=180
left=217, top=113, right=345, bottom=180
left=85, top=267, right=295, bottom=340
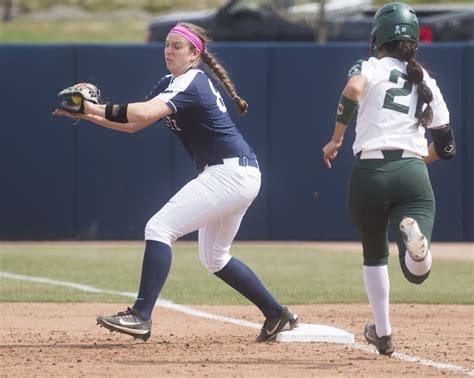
left=144, top=219, right=174, bottom=246
left=199, top=249, right=231, bottom=273
left=403, top=269, right=430, bottom=284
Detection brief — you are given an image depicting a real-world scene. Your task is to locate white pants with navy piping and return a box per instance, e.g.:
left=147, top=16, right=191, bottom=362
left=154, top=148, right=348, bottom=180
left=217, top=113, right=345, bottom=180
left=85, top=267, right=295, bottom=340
left=145, top=158, right=261, bottom=273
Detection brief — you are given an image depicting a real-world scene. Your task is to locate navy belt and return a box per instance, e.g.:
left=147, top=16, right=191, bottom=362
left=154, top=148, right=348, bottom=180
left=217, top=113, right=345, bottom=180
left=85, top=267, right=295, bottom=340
left=205, top=156, right=259, bottom=171
left=237, top=156, right=259, bottom=169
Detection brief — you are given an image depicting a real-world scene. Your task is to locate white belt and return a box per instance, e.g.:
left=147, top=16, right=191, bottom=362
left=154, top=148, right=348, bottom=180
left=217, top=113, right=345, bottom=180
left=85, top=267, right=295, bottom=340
left=357, top=150, right=422, bottom=160
left=222, top=157, right=243, bottom=166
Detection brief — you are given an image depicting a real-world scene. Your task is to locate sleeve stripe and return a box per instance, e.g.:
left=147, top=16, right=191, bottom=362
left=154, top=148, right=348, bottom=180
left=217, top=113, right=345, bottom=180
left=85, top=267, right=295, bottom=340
left=348, top=59, right=365, bottom=78
left=166, top=100, right=177, bottom=113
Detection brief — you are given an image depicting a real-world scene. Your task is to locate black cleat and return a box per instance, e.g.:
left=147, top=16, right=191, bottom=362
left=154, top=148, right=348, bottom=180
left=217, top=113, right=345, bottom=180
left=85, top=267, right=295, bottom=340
left=97, top=307, right=151, bottom=342
left=364, top=323, right=395, bottom=356
left=256, top=307, right=299, bottom=342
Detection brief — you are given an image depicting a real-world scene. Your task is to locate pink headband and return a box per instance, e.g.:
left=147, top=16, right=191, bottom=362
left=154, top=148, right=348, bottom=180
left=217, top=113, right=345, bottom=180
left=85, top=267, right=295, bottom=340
left=169, top=25, right=204, bottom=53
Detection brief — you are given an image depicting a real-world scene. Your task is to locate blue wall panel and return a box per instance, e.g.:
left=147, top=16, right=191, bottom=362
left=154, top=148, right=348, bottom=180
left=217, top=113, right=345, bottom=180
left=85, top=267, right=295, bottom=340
left=416, top=45, right=465, bottom=241
left=73, top=45, right=174, bottom=239
left=465, top=44, right=474, bottom=241
left=0, top=46, right=75, bottom=239
left=1, top=43, right=472, bottom=240
left=268, top=44, right=366, bottom=240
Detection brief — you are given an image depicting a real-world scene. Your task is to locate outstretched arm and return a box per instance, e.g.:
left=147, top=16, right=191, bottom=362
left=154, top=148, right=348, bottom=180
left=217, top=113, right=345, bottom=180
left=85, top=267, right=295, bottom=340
left=83, top=96, right=173, bottom=124
left=52, top=109, right=154, bottom=133
left=53, top=96, right=173, bottom=133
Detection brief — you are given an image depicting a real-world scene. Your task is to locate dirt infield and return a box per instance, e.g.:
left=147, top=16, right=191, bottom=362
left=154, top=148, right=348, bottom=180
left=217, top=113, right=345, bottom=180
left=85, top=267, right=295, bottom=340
left=2, top=302, right=473, bottom=377
left=2, top=241, right=472, bottom=376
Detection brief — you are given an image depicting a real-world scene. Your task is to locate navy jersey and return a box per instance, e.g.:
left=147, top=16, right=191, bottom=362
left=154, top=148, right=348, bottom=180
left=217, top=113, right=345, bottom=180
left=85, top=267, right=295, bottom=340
left=147, top=68, right=256, bottom=172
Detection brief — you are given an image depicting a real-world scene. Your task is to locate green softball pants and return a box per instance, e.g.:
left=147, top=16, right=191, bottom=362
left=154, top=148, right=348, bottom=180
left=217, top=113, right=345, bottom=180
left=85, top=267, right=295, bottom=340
left=347, top=156, right=435, bottom=283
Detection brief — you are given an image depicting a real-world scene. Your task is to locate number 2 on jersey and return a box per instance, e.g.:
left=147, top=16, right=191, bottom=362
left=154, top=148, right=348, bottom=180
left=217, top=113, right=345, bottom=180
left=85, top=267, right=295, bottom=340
left=383, top=69, right=423, bottom=118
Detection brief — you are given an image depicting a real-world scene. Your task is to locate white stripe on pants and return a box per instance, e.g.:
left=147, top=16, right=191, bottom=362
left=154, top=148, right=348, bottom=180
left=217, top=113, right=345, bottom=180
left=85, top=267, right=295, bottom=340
left=145, top=160, right=261, bottom=272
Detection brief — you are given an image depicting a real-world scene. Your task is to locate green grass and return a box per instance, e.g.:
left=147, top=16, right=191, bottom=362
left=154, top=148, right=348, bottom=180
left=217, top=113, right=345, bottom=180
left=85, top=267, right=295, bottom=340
left=12, top=0, right=222, bottom=14
left=0, top=0, right=221, bottom=43
left=2, top=0, right=471, bottom=44
left=0, top=19, right=152, bottom=43
left=1, top=243, right=472, bottom=305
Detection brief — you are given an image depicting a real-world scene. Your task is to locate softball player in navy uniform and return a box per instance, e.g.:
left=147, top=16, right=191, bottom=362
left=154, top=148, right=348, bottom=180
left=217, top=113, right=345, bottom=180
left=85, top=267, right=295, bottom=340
left=322, top=2, right=455, bottom=356
left=53, top=23, right=298, bottom=342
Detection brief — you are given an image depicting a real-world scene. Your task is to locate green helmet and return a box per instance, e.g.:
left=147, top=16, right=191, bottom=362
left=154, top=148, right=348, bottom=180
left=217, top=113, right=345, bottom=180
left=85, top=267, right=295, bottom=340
left=370, top=2, right=419, bottom=50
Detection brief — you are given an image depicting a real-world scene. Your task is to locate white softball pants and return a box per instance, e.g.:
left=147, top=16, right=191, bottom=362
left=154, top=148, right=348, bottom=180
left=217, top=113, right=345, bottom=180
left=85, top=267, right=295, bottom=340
left=145, top=158, right=261, bottom=273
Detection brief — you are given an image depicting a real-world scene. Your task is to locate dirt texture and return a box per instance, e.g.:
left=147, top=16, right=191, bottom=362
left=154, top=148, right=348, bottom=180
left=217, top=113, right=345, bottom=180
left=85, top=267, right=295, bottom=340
left=2, top=303, right=473, bottom=377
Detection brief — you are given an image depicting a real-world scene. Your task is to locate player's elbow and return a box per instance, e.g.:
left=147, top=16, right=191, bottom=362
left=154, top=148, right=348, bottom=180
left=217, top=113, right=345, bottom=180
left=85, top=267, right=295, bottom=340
left=430, top=124, right=456, bottom=160
left=126, top=121, right=154, bottom=134
left=125, top=127, right=139, bottom=134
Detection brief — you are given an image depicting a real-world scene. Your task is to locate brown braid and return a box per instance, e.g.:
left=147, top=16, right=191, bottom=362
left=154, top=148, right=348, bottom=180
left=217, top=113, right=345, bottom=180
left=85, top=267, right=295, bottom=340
left=383, top=40, right=433, bottom=127
left=177, top=22, right=249, bottom=116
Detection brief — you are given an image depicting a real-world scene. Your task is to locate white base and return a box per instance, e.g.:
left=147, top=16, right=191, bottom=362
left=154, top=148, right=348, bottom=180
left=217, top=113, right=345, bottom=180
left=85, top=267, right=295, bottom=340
left=276, top=323, right=354, bottom=344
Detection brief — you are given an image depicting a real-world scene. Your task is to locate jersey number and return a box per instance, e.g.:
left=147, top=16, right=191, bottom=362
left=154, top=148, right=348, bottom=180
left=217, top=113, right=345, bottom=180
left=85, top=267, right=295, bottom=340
left=208, top=79, right=227, bottom=113
left=383, top=69, right=423, bottom=118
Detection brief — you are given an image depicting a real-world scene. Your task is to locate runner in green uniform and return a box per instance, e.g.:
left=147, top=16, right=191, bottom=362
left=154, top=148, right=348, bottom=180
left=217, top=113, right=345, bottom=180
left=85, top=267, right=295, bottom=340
left=322, top=2, right=456, bottom=356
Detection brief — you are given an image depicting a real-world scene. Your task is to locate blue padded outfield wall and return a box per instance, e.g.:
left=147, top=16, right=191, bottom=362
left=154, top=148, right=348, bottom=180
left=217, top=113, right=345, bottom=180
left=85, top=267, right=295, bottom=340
left=1, top=43, right=472, bottom=241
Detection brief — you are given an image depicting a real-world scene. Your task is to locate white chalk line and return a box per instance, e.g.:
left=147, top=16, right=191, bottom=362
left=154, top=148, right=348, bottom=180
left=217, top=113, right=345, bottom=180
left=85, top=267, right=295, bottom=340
left=350, top=344, right=474, bottom=376
left=1, top=271, right=473, bottom=377
left=0, top=272, right=260, bottom=330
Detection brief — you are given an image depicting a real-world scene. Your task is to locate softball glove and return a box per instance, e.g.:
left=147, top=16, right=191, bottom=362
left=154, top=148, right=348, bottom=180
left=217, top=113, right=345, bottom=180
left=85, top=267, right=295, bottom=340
left=58, top=83, right=101, bottom=114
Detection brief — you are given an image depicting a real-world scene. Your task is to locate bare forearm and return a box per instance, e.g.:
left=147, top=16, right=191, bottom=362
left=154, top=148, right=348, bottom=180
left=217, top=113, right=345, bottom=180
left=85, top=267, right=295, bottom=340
left=84, top=99, right=170, bottom=124
left=84, top=102, right=106, bottom=117
left=332, top=122, right=347, bottom=142
left=81, top=113, right=151, bottom=133
left=424, top=142, right=440, bottom=165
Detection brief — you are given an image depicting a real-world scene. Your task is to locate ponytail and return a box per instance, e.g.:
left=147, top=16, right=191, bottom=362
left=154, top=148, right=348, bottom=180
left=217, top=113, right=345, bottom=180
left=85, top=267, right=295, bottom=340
left=232, top=95, right=249, bottom=115
left=201, top=50, right=248, bottom=115
left=384, top=40, right=433, bottom=127
left=175, top=22, right=249, bottom=115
